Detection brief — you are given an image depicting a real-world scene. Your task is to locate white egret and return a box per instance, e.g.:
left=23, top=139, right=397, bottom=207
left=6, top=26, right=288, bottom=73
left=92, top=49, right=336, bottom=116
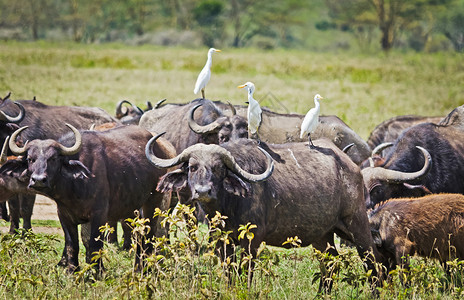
left=300, top=94, right=324, bottom=148
left=238, top=82, right=262, bottom=141
left=194, top=48, right=221, bottom=99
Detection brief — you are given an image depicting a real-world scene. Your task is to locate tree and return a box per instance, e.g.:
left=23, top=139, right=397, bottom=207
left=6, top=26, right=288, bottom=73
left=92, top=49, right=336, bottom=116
left=0, top=0, right=59, bottom=40
left=193, top=0, right=224, bottom=47
left=436, top=0, right=464, bottom=52
left=326, top=0, right=454, bottom=51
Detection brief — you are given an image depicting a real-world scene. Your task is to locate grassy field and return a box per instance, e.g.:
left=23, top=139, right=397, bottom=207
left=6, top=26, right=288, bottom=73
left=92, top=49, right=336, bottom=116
left=0, top=42, right=463, bottom=298
left=0, top=41, right=462, bottom=139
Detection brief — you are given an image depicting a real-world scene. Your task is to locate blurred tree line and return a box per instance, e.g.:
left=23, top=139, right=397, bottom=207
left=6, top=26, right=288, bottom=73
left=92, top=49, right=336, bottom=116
left=0, top=0, right=462, bottom=52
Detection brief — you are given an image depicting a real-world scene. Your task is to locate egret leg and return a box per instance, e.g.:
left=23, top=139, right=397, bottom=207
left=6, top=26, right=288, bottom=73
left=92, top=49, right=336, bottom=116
left=308, top=134, right=315, bottom=149
left=201, top=89, right=205, bottom=99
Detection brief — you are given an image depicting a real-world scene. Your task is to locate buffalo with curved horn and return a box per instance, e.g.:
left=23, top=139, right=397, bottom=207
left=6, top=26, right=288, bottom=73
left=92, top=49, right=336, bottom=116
left=0, top=94, right=119, bottom=234
left=139, top=98, right=248, bottom=152
left=0, top=124, right=176, bottom=274
left=146, top=136, right=384, bottom=293
left=362, top=118, right=464, bottom=208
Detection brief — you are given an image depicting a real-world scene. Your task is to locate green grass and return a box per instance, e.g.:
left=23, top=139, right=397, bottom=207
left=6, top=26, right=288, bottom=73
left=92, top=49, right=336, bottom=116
left=0, top=41, right=462, bottom=139
left=2, top=208, right=464, bottom=299
left=0, top=42, right=463, bottom=298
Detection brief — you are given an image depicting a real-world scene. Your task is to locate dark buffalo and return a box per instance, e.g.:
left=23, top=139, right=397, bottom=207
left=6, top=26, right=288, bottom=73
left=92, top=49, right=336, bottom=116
left=365, top=104, right=464, bottom=158
left=362, top=109, right=464, bottom=208
left=115, top=99, right=153, bottom=125
left=366, top=115, right=442, bottom=152
left=146, top=137, right=383, bottom=292
left=139, top=98, right=248, bottom=152
left=0, top=124, right=175, bottom=273
left=369, top=193, right=464, bottom=274
left=152, top=99, right=371, bottom=165
left=0, top=93, right=119, bottom=234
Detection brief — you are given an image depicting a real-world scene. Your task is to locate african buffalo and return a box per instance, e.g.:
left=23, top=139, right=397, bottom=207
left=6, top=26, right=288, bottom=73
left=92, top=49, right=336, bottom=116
left=0, top=93, right=119, bottom=234
left=152, top=99, right=371, bottom=165
left=369, top=193, right=464, bottom=274
left=146, top=137, right=383, bottom=292
left=0, top=124, right=175, bottom=273
left=115, top=99, right=153, bottom=125
left=139, top=98, right=248, bottom=152
left=366, top=115, right=442, bottom=152
left=366, top=104, right=464, bottom=157
left=362, top=108, right=464, bottom=208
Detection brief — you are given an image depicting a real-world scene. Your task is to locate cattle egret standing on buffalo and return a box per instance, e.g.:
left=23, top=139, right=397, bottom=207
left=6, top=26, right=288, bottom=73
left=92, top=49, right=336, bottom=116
left=194, top=48, right=221, bottom=99
left=300, top=94, right=324, bottom=148
left=238, top=81, right=262, bottom=141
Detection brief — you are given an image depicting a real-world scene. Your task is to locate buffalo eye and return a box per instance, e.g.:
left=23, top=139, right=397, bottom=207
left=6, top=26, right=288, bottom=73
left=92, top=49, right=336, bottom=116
left=219, top=133, right=229, bottom=143
left=189, top=164, right=198, bottom=172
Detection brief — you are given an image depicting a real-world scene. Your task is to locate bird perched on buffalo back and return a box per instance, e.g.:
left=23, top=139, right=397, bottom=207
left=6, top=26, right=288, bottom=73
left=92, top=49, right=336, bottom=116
left=194, top=48, right=221, bottom=99
left=238, top=81, right=262, bottom=142
left=300, top=94, right=324, bottom=148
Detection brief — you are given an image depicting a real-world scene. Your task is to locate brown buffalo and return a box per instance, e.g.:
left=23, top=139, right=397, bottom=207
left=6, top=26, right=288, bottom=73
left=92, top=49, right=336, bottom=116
left=369, top=193, right=464, bottom=274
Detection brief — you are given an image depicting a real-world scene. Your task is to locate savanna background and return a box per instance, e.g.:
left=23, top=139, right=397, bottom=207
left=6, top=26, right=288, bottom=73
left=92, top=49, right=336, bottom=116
left=0, top=0, right=463, bottom=298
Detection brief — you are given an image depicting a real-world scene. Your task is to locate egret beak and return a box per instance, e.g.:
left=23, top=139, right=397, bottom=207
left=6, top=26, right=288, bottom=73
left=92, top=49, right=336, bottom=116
left=238, top=84, right=246, bottom=89
left=215, top=49, right=221, bottom=52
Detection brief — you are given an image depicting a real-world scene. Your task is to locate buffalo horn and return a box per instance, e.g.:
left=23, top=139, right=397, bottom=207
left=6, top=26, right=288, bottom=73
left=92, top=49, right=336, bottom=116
left=362, top=146, right=432, bottom=184
left=145, top=132, right=196, bottom=168
left=371, top=142, right=393, bottom=156
left=188, top=104, right=223, bottom=134
left=227, top=101, right=237, bottom=116
left=146, top=134, right=274, bottom=182
left=220, top=146, right=274, bottom=183
left=9, top=126, right=28, bottom=155
left=154, top=98, right=167, bottom=109
left=0, top=136, right=9, bottom=164
left=115, top=100, right=137, bottom=118
left=0, top=102, right=25, bottom=123
left=342, top=143, right=355, bottom=153
left=58, top=124, right=82, bottom=156
left=1, top=92, right=11, bottom=101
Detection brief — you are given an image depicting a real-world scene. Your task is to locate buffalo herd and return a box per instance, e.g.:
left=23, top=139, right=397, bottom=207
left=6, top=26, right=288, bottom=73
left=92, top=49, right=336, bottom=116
left=0, top=91, right=463, bottom=290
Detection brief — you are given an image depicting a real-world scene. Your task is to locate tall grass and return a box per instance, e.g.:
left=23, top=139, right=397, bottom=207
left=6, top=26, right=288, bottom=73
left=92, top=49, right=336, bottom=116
left=2, top=206, right=464, bottom=299
left=0, top=42, right=462, bottom=138
left=0, top=42, right=463, bottom=298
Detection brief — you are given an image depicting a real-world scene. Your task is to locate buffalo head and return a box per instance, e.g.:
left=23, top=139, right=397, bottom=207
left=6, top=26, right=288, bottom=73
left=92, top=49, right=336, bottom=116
left=362, top=146, right=432, bottom=208
left=146, top=134, right=273, bottom=207
left=2, top=123, right=91, bottom=192
left=188, top=103, right=248, bottom=144
left=0, top=99, right=26, bottom=145
left=0, top=137, right=33, bottom=202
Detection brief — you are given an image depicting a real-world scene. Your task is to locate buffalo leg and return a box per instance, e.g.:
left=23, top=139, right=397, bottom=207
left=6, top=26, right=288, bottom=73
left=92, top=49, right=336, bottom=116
left=88, top=216, right=106, bottom=274
left=7, top=195, right=21, bottom=234
left=121, top=220, right=132, bottom=250
left=58, top=210, right=80, bottom=273
left=19, top=194, right=35, bottom=231
left=312, top=233, right=340, bottom=294
left=0, top=202, right=8, bottom=221
left=341, top=207, right=385, bottom=287
left=106, top=220, right=119, bottom=245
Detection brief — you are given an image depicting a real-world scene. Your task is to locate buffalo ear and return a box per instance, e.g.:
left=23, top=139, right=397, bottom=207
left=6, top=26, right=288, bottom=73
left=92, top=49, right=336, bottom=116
left=63, top=159, right=93, bottom=180
left=0, top=158, right=28, bottom=181
left=371, top=229, right=382, bottom=247
left=223, top=172, right=250, bottom=197
left=157, top=169, right=188, bottom=193
left=6, top=123, right=20, bottom=133
left=403, top=183, right=432, bottom=195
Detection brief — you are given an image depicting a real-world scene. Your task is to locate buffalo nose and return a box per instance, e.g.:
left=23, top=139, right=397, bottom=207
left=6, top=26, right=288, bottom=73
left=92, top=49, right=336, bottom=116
left=194, top=184, right=211, bottom=198
left=29, top=174, right=48, bottom=188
